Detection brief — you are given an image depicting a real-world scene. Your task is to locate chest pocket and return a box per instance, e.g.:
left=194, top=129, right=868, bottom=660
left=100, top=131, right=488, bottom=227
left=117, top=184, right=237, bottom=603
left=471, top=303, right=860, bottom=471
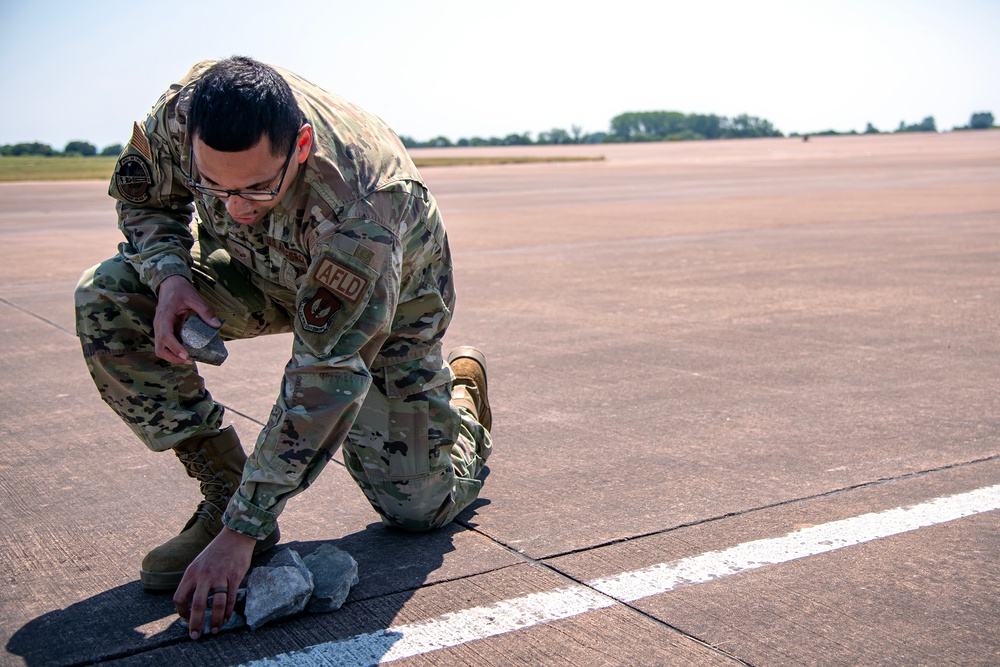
left=264, top=235, right=310, bottom=290
left=226, top=240, right=256, bottom=270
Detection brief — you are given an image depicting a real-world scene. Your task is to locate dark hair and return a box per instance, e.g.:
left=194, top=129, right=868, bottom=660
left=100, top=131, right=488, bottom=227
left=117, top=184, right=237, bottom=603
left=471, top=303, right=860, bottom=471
left=188, top=56, right=302, bottom=156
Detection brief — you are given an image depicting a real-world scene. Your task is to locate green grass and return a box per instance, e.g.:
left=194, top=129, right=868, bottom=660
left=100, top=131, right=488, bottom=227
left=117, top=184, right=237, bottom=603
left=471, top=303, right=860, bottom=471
left=0, top=156, right=119, bottom=181
left=0, top=153, right=605, bottom=182
left=412, top=155, right=605, bottom=167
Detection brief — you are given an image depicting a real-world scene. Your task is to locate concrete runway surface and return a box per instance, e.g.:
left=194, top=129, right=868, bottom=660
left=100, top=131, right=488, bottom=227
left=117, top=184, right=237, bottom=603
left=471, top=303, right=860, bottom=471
left=1, top=131, right=998, bottom=666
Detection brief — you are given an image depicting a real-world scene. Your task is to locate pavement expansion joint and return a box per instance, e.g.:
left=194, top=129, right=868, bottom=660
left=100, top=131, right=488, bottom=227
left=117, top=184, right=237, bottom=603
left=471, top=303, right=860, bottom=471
left=62, top=634, right=192, bottom=667
left=820, top=453, right=1000, bottom=496
left=218, top=403, right=266, bottom=427
left=0, top=295, right=74, bottom=335
left=528, top=453, right=1000, bottom=563
left=456, top=519, right=755, bottom=666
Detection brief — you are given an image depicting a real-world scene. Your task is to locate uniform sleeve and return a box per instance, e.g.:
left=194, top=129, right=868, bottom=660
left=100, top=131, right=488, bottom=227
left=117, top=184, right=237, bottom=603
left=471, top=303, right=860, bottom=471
left=222, top=188, right=408, bottom=539
left=110, top=110, right=197, bottom=292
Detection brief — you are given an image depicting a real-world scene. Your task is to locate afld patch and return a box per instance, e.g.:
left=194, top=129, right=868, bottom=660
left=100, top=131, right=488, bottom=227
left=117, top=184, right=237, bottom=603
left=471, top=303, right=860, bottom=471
left=314, top=257, right=369, bottom=303
left=298, top=288, right=342, bottom=333
left=115, top=154, right=152, bottom=204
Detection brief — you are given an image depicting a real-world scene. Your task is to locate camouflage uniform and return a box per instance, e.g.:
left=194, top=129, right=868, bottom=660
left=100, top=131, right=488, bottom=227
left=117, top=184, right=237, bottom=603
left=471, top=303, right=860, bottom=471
left=75, top=61, right=491, bottom=539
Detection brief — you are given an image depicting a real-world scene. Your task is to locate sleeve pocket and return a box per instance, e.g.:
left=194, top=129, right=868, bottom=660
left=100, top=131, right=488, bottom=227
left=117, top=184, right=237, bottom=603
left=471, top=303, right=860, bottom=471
left=295, top=247, right=380, bottom=357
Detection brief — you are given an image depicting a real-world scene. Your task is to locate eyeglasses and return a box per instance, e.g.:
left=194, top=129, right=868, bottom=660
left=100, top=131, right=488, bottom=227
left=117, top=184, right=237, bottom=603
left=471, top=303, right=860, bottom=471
left=184, top=133, right=298, bottom=202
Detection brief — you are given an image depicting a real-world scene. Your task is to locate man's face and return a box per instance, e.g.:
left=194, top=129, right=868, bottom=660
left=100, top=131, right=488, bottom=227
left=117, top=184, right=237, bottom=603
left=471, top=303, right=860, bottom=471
left=191, top=126, right=312, bottom=226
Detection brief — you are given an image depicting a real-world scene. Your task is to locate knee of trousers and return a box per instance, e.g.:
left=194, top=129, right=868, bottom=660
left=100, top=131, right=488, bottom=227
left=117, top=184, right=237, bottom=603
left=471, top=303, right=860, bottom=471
left=371, top=468, right=484, bottom=533
left=75, top=256, right=157, bottom=352
left=376, top=477, right=454, bottom=532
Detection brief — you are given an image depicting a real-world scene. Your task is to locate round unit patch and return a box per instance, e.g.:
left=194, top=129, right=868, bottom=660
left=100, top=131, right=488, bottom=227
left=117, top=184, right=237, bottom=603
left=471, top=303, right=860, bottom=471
left=298, top=288, right=342, bottom=333
left=115, top=155, right=152, bottom=204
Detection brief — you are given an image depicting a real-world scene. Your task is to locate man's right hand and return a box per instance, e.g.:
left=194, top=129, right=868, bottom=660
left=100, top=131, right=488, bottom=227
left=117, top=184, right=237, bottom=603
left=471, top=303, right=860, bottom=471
left=154, top=275, right=221, bottom=364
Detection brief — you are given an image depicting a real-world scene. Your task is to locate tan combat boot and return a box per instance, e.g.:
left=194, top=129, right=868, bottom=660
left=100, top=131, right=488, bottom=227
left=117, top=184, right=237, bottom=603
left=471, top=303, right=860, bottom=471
left=139, top=426, right=280, bottom=591
left=448, top=346, right=492, bottom=431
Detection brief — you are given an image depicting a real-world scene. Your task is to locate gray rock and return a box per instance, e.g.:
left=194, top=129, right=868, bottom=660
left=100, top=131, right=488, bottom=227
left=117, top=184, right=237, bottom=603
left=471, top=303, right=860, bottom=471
left=302, top=544, right=359, bottom=613
left=244, top=549, right=314, bottom=630
left=266, top=547, right=316, bottom=579
left=180, top=315, right=228, bottom=366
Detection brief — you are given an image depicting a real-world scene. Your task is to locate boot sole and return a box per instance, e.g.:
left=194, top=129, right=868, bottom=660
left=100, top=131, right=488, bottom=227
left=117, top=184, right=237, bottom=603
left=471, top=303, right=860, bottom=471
left=140, top=526, right=281, bottom=592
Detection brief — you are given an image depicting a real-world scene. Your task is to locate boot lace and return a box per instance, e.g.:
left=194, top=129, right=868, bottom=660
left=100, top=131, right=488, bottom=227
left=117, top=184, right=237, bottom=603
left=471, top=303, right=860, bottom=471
left=177, top=448, right=235, bottom=522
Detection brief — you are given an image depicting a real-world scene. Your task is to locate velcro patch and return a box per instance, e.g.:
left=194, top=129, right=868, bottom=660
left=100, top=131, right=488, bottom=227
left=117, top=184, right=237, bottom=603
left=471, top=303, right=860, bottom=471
left=266, top=405, right=282, bottom=429
left=314, top=257, right=369, bottom=303
left=353, top=243, right=375, bottom=265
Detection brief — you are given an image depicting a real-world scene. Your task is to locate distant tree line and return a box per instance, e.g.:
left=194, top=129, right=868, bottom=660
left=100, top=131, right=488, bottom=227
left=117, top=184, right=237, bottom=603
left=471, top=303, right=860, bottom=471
left=400, top=111, right=786, bottom=148
left=400, top=124, right=607, bottom=148
left=609, top=111, right=783, bottom=141
left=796, top=112, right=995, bottom=138
left=4, top=111, right=996, bottom=155
left=0, top=141, right=123, bottom=157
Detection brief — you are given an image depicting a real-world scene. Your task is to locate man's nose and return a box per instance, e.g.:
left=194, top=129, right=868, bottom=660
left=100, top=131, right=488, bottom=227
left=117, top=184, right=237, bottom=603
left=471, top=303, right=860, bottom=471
left=226, top=195, right=255, bottom=217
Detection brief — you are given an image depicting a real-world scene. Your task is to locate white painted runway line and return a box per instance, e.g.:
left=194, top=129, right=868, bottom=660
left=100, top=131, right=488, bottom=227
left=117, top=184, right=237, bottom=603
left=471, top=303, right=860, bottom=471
left=241, top=484, right=1000, bottom=667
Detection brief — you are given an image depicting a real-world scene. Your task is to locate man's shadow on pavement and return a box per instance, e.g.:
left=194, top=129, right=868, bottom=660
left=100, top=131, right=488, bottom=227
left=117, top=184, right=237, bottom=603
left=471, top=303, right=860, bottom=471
left=6, top=498, right=490, bottom=667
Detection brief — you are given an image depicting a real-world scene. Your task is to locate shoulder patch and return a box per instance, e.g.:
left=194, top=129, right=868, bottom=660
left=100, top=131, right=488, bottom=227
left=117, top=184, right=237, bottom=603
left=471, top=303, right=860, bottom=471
left=294, top=247, right=380, bottom=356
left=129, top=122, right=153, bottom=162
left=115, top=154, right=152, bottom=204
left=298, top=288, right=342, bottom=333
left=314, top=256, right=369, bottom=303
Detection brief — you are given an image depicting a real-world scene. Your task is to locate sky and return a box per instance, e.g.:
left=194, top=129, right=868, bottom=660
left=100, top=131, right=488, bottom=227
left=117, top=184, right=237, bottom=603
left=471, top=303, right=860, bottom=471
left=1, top=0, right=998, bottom=150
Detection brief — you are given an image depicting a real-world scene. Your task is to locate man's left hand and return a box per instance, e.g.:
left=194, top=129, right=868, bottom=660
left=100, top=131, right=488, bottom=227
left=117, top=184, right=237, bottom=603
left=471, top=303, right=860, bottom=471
left=173, top=527, right=257, bottom=639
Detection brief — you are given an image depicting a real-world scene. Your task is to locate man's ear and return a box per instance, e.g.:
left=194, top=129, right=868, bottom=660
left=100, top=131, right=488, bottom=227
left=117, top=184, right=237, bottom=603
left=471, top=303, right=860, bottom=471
left=296, top=124, right=314, bottom=164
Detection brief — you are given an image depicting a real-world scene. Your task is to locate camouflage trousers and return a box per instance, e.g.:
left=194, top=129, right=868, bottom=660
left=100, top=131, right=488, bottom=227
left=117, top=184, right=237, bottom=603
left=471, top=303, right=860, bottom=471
left=74, top=239, right=491, bottom=532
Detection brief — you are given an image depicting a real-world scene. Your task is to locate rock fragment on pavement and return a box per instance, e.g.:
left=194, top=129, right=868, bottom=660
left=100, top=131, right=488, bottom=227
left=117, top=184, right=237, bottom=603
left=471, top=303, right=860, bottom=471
left=302, top=544, right=359, bottom=612
left=244, top=548, right=314, bottom=630
left=182, top=545, right=359, bottom=635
